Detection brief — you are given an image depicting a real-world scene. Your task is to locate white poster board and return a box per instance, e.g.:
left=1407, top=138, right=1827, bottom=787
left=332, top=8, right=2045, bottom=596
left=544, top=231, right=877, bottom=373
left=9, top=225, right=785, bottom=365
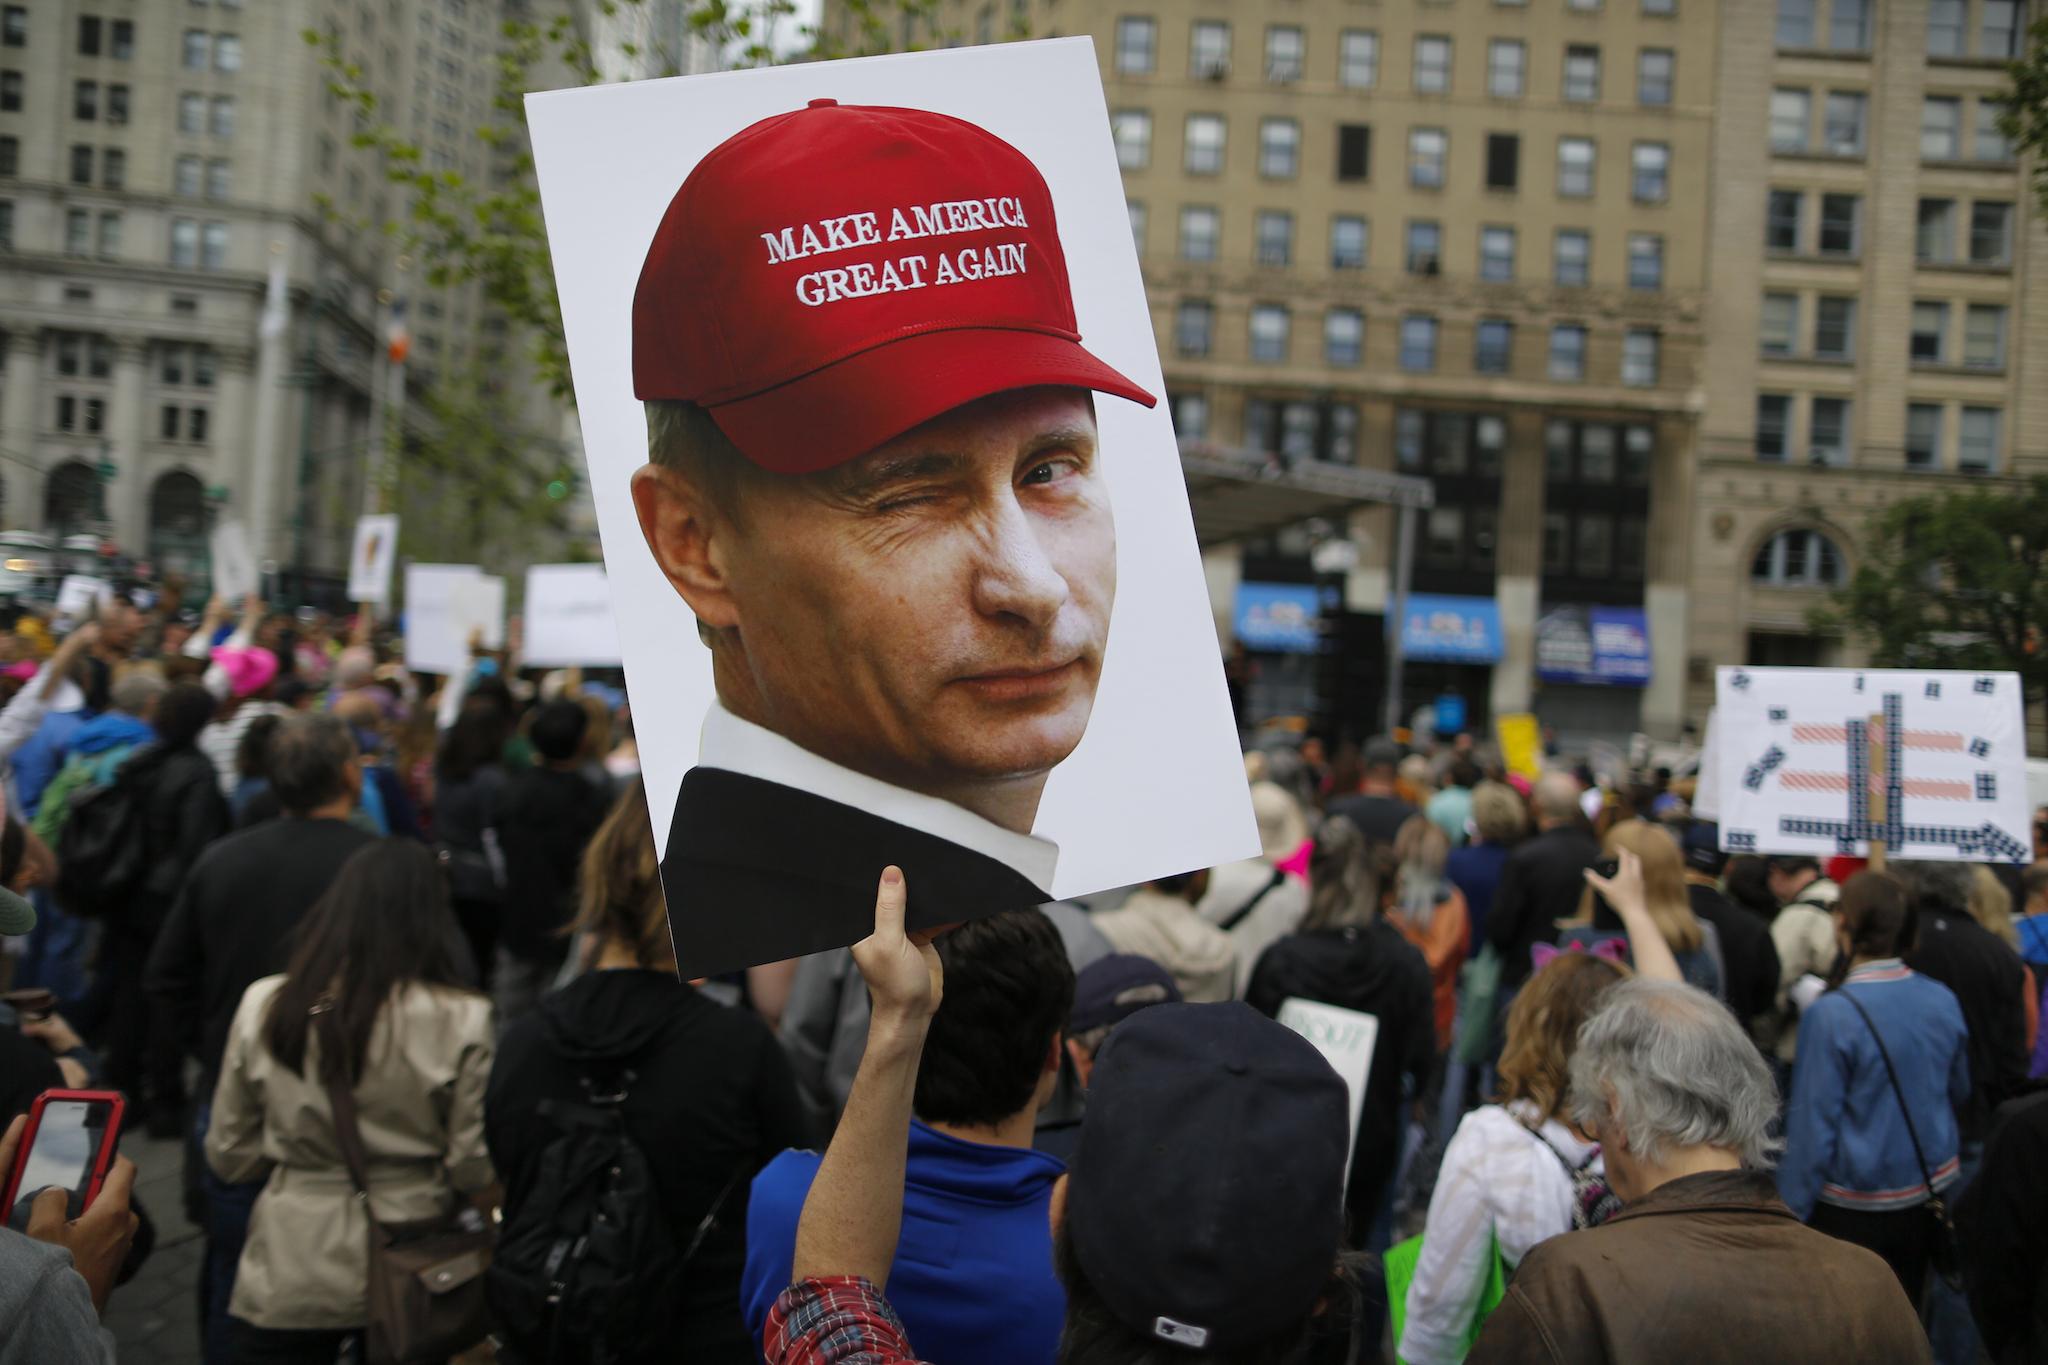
left=1691, top=708, right=1721, bottom=821
left=526, top=38, right=1257, bottom=976
left=403, top=564, right=499, bottom=676
left=523, top=564, right=623, bottom=667
left=347, top=515, right=400, bottom=605
left=1276, top=997, right=1379, bottom=1192
left=55, top=576, right=110, bottom=623
left=209, top=521, right=259, bottom=602
left=1715, top=666, right=2031, bottom=863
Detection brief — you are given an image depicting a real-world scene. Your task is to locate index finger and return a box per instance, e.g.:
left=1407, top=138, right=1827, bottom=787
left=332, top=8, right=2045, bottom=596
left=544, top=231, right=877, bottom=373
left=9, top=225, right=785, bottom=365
left=0, top=1114, right=23, bottom=1175
left=873, top=865, right=907, bottom=942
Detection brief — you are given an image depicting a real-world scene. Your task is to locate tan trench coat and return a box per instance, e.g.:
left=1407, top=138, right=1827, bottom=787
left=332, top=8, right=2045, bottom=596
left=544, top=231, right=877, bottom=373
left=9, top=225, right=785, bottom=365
left=205, top=974, right=496, bottom=1330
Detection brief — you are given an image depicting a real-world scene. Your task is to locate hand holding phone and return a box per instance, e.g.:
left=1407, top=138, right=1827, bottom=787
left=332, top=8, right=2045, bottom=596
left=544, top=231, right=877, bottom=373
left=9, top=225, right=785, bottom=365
left=4, top=1090, right=125, bottom=1226
left=0, top=1103, right=139, bottom=1315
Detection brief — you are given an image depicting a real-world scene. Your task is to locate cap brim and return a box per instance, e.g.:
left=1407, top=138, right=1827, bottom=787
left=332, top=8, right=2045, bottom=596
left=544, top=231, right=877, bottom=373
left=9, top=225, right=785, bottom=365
left=707, top=328, right=1158, bottom=476
left=0, top=887, right=35, bottom=936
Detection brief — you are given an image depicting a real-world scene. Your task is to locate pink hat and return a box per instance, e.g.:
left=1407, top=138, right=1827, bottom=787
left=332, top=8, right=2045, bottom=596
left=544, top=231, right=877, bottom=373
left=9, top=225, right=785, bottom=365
left=1, top=661, right=37, bottom=682
left=212, top=646, right=279, bottom=699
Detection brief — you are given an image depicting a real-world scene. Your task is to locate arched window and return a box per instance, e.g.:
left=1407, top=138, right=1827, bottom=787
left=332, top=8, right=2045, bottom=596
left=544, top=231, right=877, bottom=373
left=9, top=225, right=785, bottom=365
left=148, top=470, right=207, bottom=579
left=1751, top=528, right=1845, bottom=587
left=42, top=461, right=100, bottom=532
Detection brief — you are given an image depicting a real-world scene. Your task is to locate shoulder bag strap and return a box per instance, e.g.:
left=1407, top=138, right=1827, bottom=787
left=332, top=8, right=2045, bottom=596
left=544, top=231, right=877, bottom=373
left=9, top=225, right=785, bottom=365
left=1837, top=988, right=1941, bottom=1200
left=1518, top=1114, right=1589, bottom=1176
left=1219, top=867, right=1290, bottom=933
left=317, top=1013, right=385, bottom=1228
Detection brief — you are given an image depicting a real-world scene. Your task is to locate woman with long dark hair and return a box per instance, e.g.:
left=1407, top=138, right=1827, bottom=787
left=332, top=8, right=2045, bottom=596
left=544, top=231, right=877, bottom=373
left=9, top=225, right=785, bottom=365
left=205, top=841, right=494, bottom=1363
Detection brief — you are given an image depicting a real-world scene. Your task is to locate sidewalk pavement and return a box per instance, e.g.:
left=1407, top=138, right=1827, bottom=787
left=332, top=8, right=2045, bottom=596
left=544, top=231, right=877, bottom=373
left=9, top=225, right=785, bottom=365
left=104, top=1124, right=202, bottom=1365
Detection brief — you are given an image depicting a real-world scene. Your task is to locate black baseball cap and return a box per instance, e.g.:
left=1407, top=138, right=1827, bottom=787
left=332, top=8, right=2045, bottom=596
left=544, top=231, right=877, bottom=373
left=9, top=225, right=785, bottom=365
left=1682, top=821, right=1726, bottom=875
left=1066, top=1002, right=1348, bottom=1354
left=1070, top=954, right=1181, bottom=1034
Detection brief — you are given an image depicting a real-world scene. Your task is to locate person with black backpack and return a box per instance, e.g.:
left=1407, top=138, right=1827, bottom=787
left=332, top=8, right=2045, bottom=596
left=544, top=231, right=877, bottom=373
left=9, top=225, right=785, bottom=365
left=485, top=778, right=808, bottom=1363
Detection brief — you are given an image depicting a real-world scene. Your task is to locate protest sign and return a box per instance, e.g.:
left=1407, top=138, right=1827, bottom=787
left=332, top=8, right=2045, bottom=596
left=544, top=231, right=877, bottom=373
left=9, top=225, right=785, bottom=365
left=55, top=576, right=110, bottom=623
left=1275, top=997, right=1379, bottom=1192
left=1715, top=666, right=2030, bottom=863
left=523, top=564, right=622, bottom=667
left=403, top=564, right=498, bottom=676
left=1496, top=713, right=1542, bottom=782
left=1691, top=709, right=1722, bottom=821
left=527, top=39, right=1256, bottom=976
left=209, top=521, right=258, bottom=602
left=348, top=515, right=399, bottom=605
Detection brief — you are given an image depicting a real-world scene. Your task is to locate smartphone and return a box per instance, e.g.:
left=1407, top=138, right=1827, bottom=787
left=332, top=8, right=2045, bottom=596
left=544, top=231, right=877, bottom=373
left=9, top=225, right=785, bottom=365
left=3, top=1090, right=124, bottom=1229
left=1, top=988, right=55, bottom=1021
left=1589, top=858, right=1621, bottom=920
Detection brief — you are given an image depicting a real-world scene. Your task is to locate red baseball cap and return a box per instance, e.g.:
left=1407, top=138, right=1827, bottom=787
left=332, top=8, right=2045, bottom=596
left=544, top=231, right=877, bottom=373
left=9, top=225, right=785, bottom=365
left=632, top=99, right=1155, bottom=475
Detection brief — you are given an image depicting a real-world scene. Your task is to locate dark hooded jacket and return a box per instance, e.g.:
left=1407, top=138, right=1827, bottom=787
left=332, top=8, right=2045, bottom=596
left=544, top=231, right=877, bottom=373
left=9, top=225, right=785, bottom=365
left=483, top=968, right=810, bottom=1362
left=1244, top=919, right=1435, bottom=1237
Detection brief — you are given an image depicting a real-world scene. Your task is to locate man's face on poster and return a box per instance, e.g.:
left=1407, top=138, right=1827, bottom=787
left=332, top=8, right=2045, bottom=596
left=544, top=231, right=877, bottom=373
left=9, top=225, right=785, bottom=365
left=644, top=385, right=1115, bottom=801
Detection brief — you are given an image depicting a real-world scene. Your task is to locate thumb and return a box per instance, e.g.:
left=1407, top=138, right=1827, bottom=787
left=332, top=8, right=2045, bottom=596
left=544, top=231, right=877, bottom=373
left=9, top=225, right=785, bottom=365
left=873, top=866, right=906, bottom=942
left=26, top=1185, right=69, bottom=1239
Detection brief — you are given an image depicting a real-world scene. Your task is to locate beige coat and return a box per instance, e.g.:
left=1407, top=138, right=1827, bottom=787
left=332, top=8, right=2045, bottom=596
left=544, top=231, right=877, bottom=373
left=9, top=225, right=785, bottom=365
left=205, top=974, right=496, bottom=1330
left=1094, top=888, right=1241, bottom=1003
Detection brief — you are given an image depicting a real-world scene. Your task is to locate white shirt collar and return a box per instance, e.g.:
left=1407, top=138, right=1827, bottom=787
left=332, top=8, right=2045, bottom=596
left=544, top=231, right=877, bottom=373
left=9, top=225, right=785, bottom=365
left=697, top=703, right=1060, bottom=892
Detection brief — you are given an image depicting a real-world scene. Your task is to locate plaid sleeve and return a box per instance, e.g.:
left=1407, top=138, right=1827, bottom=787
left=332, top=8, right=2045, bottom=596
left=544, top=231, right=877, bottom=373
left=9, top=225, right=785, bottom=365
left=764, top=1276, right=931, bottom=1365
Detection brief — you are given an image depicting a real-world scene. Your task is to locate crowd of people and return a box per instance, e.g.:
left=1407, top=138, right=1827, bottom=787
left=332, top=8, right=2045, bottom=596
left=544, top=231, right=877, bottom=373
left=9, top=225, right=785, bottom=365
left=0, top=585, right=2044, bottom=1364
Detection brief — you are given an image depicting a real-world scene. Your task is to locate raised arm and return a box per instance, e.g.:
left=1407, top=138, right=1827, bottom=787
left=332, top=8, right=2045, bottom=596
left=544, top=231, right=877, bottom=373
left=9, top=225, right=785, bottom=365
left=1583, top=850, right=1682, bottom=984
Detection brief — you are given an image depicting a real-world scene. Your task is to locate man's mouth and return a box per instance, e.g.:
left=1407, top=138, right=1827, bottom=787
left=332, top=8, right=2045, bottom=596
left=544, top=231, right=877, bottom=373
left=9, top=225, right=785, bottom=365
left=954, top=658, right=1086, bottom=701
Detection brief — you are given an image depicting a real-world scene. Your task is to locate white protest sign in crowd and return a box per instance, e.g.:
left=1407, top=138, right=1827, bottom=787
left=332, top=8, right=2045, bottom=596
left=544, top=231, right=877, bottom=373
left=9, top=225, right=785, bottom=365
left=348, top=514, right=400, bottom=606
left=209, top=521, right=259, bottom=602
left=403, top=564, right=503, bottom=677
left=1275, top=996, right=1379, bottom=1193
left=521, top=564, right=622, bottom=668
left=1714, top=665, right=2031, bottom=863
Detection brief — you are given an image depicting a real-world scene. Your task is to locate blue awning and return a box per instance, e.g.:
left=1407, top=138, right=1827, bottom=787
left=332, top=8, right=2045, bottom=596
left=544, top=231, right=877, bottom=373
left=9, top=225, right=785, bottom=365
left=1399, top=594, right=1503, bottom=664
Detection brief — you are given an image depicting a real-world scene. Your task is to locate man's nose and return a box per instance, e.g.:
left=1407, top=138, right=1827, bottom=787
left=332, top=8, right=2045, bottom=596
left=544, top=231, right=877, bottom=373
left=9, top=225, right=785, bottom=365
left=972, top=499, right=1069, bottom=629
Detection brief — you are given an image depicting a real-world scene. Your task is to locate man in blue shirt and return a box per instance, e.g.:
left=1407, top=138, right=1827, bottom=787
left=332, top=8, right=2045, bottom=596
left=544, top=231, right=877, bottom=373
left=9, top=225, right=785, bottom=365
left=744, top=907, right=1074, bottom=1365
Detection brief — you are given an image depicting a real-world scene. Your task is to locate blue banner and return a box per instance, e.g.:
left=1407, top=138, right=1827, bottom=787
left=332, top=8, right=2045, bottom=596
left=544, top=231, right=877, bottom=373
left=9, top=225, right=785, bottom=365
left=1398, top=594, right=1503, bottom=664
left=1536, top=605, right=1650, bottom=686
left=1234, top=581, right=1323, bottom=653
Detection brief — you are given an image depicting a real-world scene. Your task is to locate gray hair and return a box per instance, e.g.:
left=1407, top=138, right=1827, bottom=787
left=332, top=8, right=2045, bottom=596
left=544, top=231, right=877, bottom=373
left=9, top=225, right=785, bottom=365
left=1890, top=861, right=1973, bottom=917
left=1533, top=771, right=1583, bottom=823
left=268, top=714, right=357, bottom=816
left=1566, top=978, right=1781, bottom=1170
left=110, top=667, right=167, bottom=717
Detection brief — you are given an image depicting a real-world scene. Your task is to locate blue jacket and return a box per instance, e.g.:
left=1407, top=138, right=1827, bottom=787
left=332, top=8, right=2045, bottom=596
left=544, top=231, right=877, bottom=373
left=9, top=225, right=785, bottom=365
left=741, top=1118, right=1065, bottom=1365
left=13, top=708, right=92, bottom=818
left=1778, top=961, right=1970, bottom=1219
left=69, top=711, right=155, bottom=758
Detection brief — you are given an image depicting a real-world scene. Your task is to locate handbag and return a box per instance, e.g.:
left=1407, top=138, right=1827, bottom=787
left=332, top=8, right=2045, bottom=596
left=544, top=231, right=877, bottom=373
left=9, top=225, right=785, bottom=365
left=325, top=1067, right=495, bottom=1364
left=1384, top=1226, right=1509, bottom=1362
left=1837, top=988, right=1964, bottom=1292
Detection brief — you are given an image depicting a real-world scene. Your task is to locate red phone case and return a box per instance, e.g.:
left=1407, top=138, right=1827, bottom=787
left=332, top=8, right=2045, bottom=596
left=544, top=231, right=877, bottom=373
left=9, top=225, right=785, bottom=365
left=2, top=1089, right=125, bottom=1218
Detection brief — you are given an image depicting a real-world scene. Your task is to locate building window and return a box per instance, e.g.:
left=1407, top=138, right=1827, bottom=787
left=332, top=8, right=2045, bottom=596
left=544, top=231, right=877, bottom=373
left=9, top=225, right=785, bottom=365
left=1175, top=299, right=1213, bottom=358
left=1190, top=20, right=1230, bottom=79
left=1830, top=0, right=1870, bottom=49
left=1910, top=301, right=1948, bottom=362
left=1179, top=205, right=1219, bottom=262
left=69, top=145, right=93, bottom=186
left=78, top=15, right=100, bottom=55
left=0, top=136, right=15, bottom=176
left=1488, top=39, right=1525, bottom=97
left=1958, top=407, right=2001, bottom=472
left=1969, top=201, right=2012, bottom=264
left=1645, top=0, right=1677, bottom=13
left=1981, top=0, right=2022, bottom=56
left=1426, top=508, right=1468, bottom=569
left=1475, top=319, right=1514, bottom=373
left=1928, top=0, right=1966, bottom=53
left=1249, top=303, right=1290, bottom=362
left=1171, top=393, right=1209, bottom=440
left=1976, top=100, right=2013, bottom=161
left=1324, top=308, right=1364, bottom=366
left=0, top=200, right=11, bottom=248
left=64, top=208, right=90, bottom=257
left=1922, top=97, right=1961, bottom=160
left=1266, top=26, right=1303, bottom=83
left=1628, top=233, right=1664, bottom=289
left=206, top=158, right=230, bottom=200
left=1564, top=46, right=1601, bottom=103
left=1336, top=123, right=1370, bottom=182
left=1766, top=190, right=1803, bottom=250
left=160, top=405, right=182, bottom=441
left=1255, top=210, right=1293, bottom=266
left=1184, top=114, right=1225, bottom=174
left=1259, top=118, right=1299, bottom=178
left=1905, top=404, right=1943, bottom=468
left=1406, top=219, right=1442, bottom=274
left=1760, top=293, right=1800, bottom=355
left=201, top=221, right=227, bottom=270
left=1823, top=92, right=1866, bottom=155
left=183, top=30, right=210, bottom=69
left=1557, top=138, right=1595, bottom=197
left=1771, top=89, right=1810, bottom=151
left=1638, top=49, right=1674, bottom=105
left=175, top=155, right=202, bottom=197
left=1621, top=329, right=1659, bottom=386
left=107, top=84, right=128, bottom=124
left=74, top=79, right=98, bottom=121
left=210, top=96, right=234, bottom=138
left=1114, top=17, right=1155, bottom=75
left=1753, top=530, right=1845, bottom=586
left=1632, top=142, right=1669, bottom=202
left=214, top=34, right=241, bottom=72
left=1756, top=394, right=1791, bottom=460
left=179, top=93, right=204, bottom=134
left=1818, top=193, right=1860, bottom=256
left=1126, top=200, right=1146, bottom=255
left=1409, top=127, right=1446, bottom=188
left=102, top=148, right=124, bottom=191
left=1554, top=229, right=1591, bottom=286
left=1809, top=397, right=1849, bottom=465
left=1777, top=0, right=1815, bottom=46
left=109, top=19, right=132, bottom=60
left=1485, top=132, right=1519, bottom=190
left=1400, top=315, right=1438, bottom=371
left=1549, top=324, right=1588, bottom=381
left=1479, top=225, right=1515, bottom=281
left=1963, top=303, right=2006, bottom=368
left=0, top=8, right=22, bottom=48
left=0, top=70, right=20, bottom=112
left=1331, top=215, right=1367, bottom=269
left=1414, top=36, right=1451, bottom=94
left=1112, top=110, right=1151, bottom=170
left=1573, top=515, right=1614, bottom=578
left=1814, top=296, right=1856, bottom=359
left=1339, top=31, right=1378, bottom=89
left=1916, top=198, right=1956, bottom=261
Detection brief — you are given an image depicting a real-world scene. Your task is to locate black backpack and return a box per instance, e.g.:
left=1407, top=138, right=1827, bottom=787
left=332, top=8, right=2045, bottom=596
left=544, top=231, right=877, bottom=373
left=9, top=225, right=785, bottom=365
left=53, top=743, right=159, bottom=919
left=487, top=1068, right=735, bottom=1364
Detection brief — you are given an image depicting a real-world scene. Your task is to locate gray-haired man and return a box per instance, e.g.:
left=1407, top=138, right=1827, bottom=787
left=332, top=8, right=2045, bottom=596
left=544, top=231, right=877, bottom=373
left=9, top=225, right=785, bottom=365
left=1469, top=980, right=1930, bottom=1363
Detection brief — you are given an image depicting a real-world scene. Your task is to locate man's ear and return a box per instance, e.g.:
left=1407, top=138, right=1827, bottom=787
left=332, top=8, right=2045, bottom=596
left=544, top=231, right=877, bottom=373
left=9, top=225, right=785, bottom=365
left=1045, top=1031, right=1064, bottom=1076
left=630, top=462, right=741, bottom=631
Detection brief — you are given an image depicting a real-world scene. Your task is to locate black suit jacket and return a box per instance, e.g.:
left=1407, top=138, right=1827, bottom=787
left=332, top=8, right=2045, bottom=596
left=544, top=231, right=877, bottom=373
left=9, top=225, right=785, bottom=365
left=1487, top=824, right=1603, bottom=991
left=662, top=766, right=1052, bottom=979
